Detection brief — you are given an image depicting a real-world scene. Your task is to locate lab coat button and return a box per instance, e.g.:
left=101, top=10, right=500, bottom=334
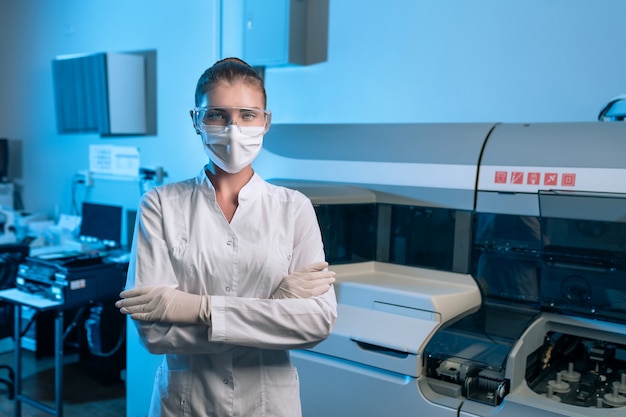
left=227, top=241, right=232, bottom=246
left=223, top=378, right=229, bottom=385
left=225, top=287, right=231, bottom=292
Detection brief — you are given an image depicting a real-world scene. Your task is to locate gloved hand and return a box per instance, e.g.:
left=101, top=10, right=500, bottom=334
left=271, top=261, right=336, bottom=299
left=116, top=286, right=211, bottom=325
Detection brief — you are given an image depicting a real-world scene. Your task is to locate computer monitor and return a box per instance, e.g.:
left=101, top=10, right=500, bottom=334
left=80, top=202, right=123, bottom=248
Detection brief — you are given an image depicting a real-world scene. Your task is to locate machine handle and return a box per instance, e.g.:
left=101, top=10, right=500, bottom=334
left=350, top=336, right=411, bottom=358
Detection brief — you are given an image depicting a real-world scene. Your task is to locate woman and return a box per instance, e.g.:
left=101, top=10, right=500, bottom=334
left=116, top=57, right=337, bottom=417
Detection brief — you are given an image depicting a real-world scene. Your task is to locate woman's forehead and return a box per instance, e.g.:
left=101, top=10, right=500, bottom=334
left=202, top=81, right=265, bottom=108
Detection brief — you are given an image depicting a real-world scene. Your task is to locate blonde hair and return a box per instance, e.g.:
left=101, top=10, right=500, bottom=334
left=194, top=57, right=266, bottom=107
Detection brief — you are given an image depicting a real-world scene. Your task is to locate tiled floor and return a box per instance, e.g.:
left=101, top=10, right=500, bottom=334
left=0, top=347, right=125, bottom=416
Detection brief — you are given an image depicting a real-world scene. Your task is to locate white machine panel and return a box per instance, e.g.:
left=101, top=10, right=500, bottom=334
left=307, top=262, right=480, bottom=378
left=294, top=261, right=480, bottom=417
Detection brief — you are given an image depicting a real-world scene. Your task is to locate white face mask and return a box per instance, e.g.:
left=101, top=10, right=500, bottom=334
left=201, top=125, right=264, bottom=173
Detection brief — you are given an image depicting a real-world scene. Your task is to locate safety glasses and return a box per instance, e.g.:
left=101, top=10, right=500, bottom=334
left=191, top=106, right=271, bottom=136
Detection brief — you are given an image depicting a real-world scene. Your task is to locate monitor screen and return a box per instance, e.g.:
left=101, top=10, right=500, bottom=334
left=80, top=202, right=122, bottom=247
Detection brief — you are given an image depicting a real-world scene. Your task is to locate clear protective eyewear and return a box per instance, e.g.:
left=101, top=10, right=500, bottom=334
left=192, top=106, right=271, bottom=136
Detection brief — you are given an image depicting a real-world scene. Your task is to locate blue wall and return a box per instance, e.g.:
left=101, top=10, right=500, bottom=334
left=1, top=0, right=624, bottom=218
left=1, top=1, right=625, bottom=415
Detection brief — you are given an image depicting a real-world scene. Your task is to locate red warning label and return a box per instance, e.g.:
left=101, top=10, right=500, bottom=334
left=495, top=171, right=507, bottom=184
left=562, top=173, right=576, bottom=187
left=544, top=173, right=558, bottom=186
left=490, top=169, right=579, bottom=189
left=511, top=172, right=524, bottom=184
left=527, top=172, right=541, bottom=185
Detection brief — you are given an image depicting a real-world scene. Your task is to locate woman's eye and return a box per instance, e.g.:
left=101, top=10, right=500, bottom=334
left=206, top=111, right=225, bottom=121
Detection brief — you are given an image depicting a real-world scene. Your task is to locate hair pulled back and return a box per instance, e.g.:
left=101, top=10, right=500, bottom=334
left=194, top=57, right=266, bottom=107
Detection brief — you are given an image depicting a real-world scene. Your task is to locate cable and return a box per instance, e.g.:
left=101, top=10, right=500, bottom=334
left=62, top=305, right=87, bottom=340
left=84, top=304, right=126, bottom=357
left=71, top=173, right=84, bottom=215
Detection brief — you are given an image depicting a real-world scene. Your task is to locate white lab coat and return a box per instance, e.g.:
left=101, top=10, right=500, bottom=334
left=125, top=168, right=337, bottom=417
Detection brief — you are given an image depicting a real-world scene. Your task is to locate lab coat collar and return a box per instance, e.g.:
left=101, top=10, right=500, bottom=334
left=196, top=166, right=264, bottom=202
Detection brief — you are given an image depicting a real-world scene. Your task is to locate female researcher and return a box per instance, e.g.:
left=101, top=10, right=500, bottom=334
left=116, top=58, right=337, bottom=417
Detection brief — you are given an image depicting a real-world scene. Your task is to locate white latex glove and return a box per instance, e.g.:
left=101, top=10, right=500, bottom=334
left=116, top=286, right=211, bottom=325
left=271, top=261, right=336, bottom=299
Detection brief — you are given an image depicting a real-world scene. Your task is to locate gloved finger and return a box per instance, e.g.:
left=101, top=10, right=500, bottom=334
left=118, top=293, right=163, bottom=315
left=311, top=269, right=335, bottom=279
left=296, top=261, right=329, bottom=273
left=119, top=286, right=155, bottom=299
left=291, top=276, right=336, bottom=291
left=310, top=284, right=333, bottom=297
left=288, top=274, right=336, bottom=291
left=116, top=287, right=168, bottom=311
left=119, top=304, right=145, bottom=315
left=308, top=278, right=336, bottom=296
left=118, top=298, right=149, bottom=314
left=128, top=312, right=155, bottom=321
left=295, top=269, right=336, bottom=282
left=120, top=285, right=173, bottom=304
left=115, top=291, right=158, bottom=309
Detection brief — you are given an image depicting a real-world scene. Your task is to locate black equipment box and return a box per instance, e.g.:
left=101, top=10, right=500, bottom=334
left=15, top=254, right=125, bottom=307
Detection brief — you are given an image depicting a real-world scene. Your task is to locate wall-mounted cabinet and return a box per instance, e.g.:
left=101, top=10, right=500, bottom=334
left=242, top=0, right=329, bottom=66
left=52, top=52, right=152, bottom=136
